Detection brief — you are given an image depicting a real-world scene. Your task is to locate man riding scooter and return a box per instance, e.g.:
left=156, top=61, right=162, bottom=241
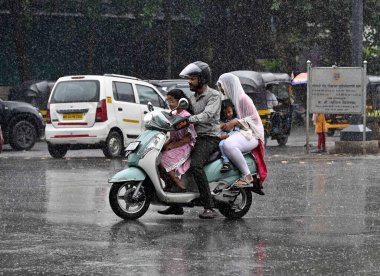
left=108, top=66, right=260, bottom=220
left=158, top=61, right=222, bottom=219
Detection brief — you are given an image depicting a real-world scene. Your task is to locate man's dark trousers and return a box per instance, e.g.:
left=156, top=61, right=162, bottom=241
left=188, top=135, right=220, bottom=209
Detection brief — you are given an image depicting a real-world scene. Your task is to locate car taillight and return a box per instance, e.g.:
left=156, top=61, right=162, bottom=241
left=95, top=99, right=108, bottom=122
left=46, top=103, right=51, bottom=123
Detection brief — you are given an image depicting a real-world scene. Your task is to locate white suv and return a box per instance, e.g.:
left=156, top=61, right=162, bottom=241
left=45, top=74, right=167, bottom=158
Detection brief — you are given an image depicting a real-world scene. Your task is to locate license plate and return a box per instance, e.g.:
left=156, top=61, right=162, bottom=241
left=63, top=113, right=83, bottom=120
left=126, top=141, right=140, bottom=151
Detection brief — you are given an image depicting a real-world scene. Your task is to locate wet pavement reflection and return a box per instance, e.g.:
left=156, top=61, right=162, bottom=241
left=1, top=155, right=380, bottom=275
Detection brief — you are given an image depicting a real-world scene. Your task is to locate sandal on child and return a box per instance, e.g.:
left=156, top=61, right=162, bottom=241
left=220, top=162, right=232, bottom=173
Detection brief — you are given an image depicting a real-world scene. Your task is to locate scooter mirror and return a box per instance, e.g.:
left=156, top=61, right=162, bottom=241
left=147, top=101, right=154, bottom=112
left=177, top=98, right=189, bottom=110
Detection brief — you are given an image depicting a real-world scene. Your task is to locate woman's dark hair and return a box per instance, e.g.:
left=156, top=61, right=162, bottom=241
left=167, top=89, right=193, bottom=114
left=220, top=98, right=237, bottom=121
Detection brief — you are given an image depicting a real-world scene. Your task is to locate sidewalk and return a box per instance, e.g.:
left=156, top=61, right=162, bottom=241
left=264, top=125, right=376, bottom=162
left=270, top=125, right=340, bottom=148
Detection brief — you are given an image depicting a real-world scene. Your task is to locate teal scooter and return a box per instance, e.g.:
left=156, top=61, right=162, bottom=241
left=108, top=100, right=258, bottom=220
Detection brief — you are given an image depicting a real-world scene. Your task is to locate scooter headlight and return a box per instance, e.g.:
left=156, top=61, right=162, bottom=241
left=138, top=133, right=165, bottom=158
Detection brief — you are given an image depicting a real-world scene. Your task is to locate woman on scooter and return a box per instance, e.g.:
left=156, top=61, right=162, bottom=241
left=159, top=89, right=197, bottom=192
left=217, top=73, right=266, bottom=194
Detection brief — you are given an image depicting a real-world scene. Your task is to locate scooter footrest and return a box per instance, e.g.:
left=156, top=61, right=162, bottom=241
left=232, top=183, right=254, bottom=188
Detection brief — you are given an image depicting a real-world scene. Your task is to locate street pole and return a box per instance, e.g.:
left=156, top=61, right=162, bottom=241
left=363, top=60, right=367, bottom=155
left=352, top=0, right=363, bottom=66
left=306, top=60, right=311, bottom=154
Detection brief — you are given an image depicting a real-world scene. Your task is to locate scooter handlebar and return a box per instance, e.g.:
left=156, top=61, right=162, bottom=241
left=173, top=116, right=190, bottom=130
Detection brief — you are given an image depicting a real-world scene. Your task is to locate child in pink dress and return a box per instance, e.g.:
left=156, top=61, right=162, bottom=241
left=160, top=89, right=197, bottom=192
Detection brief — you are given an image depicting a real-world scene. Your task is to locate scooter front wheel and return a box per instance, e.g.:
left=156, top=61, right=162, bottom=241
left=218, top=187, right=252, bottom=219
left=109, top=181, right=152, bottom=220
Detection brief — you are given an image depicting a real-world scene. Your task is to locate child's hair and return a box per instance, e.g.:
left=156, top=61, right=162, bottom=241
left=167, top=89, right=193, bottom=114
left=220, top=99, right=237, bottom=121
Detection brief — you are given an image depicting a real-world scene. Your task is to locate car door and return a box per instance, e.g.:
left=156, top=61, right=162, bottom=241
left=135, top=84, right=167, bottom=131
left=112, top=81, right=143, bottom=139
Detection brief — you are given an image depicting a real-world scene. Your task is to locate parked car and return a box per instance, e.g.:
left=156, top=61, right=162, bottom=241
left=45, top=74, right=168, bottom=159
left=8, top=80, right=56, bottom=123
left=0, top=99, right=45, bottom=151
left=146, top=79, right=193, bottom=97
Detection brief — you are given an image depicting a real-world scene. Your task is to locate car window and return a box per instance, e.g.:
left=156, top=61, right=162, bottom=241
left=166, top=84, right=193, bottom=98
left=51, top=80, right=100, bottom=103
left=113, top=81, right=135, bottom=103
left=136, top=85, right=166, bottom=108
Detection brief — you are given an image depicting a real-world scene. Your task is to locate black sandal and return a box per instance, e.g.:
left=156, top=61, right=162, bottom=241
left=220, top=162, right=232, bottom=173
left=252, top=181, right=265, bottom=196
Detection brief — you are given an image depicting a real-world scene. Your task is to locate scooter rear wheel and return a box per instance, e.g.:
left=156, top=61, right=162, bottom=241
left=109, top=181, right=152, bottom=220
left=218, top=187, right=252, bottom=219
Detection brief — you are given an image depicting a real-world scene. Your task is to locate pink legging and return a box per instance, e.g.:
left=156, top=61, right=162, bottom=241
left=222, top=132, right=259, bottom=176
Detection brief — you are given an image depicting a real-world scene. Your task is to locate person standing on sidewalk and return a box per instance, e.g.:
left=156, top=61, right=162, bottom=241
left=312, top=113, right=328, bottom=153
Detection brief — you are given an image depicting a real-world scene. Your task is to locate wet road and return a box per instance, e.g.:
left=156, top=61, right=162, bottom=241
left=1, top=130, right=380, bottom=275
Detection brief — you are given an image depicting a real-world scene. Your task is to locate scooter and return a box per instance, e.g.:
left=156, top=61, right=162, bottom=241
left=108, top=99, right=259, bottom=220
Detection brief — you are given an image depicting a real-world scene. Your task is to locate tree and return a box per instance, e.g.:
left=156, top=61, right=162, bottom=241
left=363, top=0, right=380, bottom=73
left=270, top=0, right=352, bottom=71
left=5, top=0, right=31, bottom=82
left=113, top=0, right=203, bottom=78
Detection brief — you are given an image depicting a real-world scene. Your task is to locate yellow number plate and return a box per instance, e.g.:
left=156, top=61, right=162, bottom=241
left=63, top=113, right=83, bottom=120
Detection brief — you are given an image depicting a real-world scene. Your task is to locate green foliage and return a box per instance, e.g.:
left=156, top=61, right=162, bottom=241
left=260, top=59, right=288, bottom=73
left=364, top=47, right=380, bottom=75
left=4, top=0, right=380, bottom=83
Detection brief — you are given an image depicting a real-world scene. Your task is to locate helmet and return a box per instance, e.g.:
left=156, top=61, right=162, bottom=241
left=179, top=61, right=211, bottom=88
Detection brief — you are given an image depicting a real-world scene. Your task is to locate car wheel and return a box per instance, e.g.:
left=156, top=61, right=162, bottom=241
left=48, top=144, right=69, bottom=158
left=103, top=131, right=123, bottom=158
left=9, top=120, right=37, bottom=151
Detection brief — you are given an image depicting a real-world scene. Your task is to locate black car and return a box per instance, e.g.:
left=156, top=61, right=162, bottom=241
left=0, top=99, right=45, bottom=150
left=146, top=79, right=193, bottom=98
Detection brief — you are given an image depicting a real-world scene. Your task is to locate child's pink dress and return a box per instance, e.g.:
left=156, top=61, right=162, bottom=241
left=160, top=110, right=197, bottom=175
